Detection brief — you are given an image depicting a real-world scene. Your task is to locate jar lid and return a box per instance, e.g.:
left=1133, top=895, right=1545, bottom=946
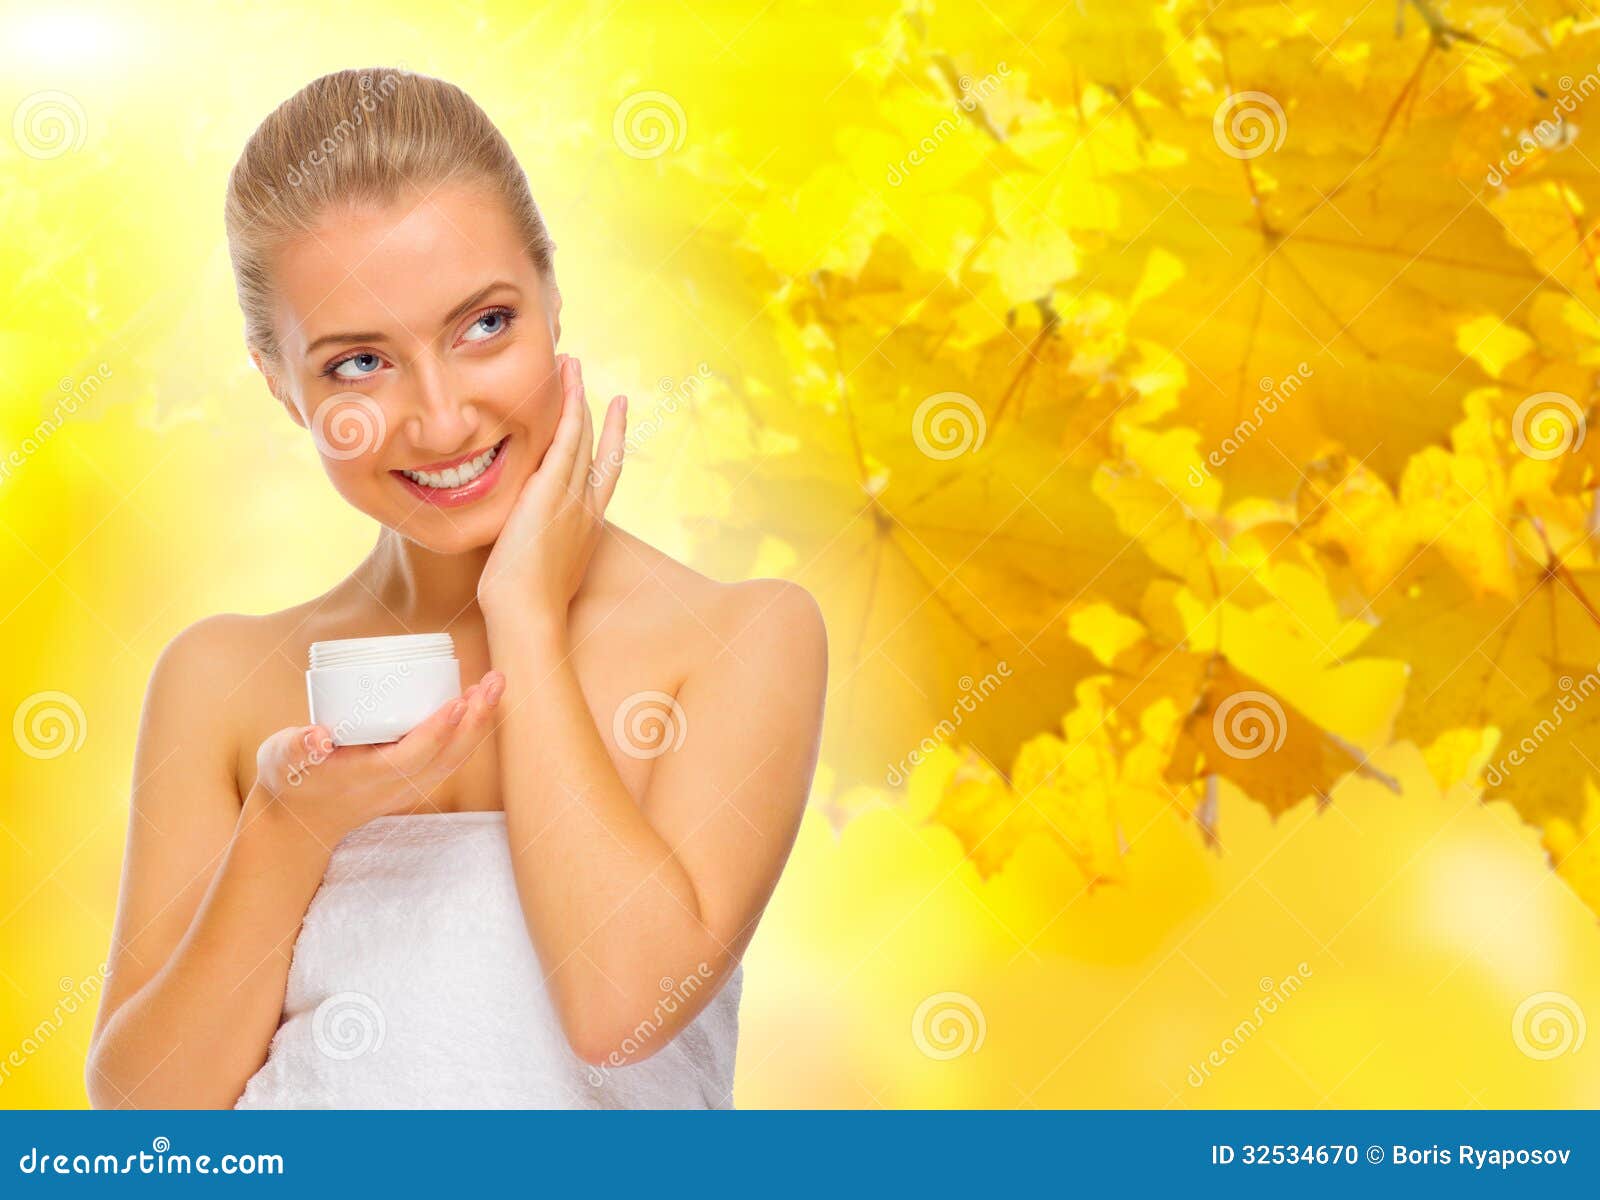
left=308, top=632, right=456, bottom=669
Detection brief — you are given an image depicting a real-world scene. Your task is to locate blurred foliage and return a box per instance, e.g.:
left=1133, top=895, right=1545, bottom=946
left=644, top=1, right=1600, bottom=919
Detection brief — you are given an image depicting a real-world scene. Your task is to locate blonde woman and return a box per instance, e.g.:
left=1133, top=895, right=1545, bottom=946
left=84, top=68, right=827, bottom=1109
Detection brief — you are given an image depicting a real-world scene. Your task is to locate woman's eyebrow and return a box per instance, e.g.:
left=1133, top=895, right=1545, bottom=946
left=303, top=280, right=522, bottom=359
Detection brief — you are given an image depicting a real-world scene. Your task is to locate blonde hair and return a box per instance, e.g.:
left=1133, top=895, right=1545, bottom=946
left=224, top=67, right=555, bottom=366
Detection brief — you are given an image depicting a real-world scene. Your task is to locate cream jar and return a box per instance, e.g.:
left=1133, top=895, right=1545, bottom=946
left=306, top=633, right=462, bottom=746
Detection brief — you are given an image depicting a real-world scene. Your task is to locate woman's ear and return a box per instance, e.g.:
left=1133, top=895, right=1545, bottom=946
left=249, top=348, right=305, bottom=429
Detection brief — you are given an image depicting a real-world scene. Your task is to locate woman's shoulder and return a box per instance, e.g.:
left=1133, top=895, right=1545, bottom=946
left=598, top=524, right=825, bottom=652
left=593, top=524, right=826, bottom=673
left=153, top=599, right=329, bottom=680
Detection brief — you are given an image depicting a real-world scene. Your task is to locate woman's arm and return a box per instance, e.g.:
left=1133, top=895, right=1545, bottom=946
left=86, top=617, right=501, bottom=1108
left=85, top=617, right=313, bottom=1108
left=479, top=355, right=827, bottom=1067
left=487, top=578, right=825, bottom=1067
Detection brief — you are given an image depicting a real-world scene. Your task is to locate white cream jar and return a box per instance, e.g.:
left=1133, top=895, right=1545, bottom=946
left=306, top=633, right=462, bottom=746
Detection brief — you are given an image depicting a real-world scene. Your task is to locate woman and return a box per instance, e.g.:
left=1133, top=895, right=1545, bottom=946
left=83, top=68, right=827, bottom=1109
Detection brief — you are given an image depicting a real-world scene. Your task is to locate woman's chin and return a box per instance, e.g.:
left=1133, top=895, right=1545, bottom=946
left=384, top=506, right=508, bottom=555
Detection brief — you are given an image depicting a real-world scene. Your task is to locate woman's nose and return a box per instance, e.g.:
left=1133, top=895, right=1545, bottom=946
left=399, top=352, right=480, bottom=454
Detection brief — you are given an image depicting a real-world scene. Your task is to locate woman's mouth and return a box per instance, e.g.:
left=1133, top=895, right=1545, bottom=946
left=392, top=436, right=510, bottom=507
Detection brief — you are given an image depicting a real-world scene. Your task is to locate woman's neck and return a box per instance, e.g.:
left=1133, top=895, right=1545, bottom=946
left=353, top=528, right=491, bottom=633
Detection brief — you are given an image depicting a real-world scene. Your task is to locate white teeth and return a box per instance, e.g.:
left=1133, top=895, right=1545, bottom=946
left=401, top=441, right=501, bottom=489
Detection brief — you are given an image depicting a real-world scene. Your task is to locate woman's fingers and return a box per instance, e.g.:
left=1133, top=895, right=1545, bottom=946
left=567, top=360, right=594, bottom=494
left=590, top=394, right=627, bottom=512
left=418, top=672, right=503, bottom=782
left=255, top=723, right=334, bottom=791
left=540, top=354, right=586, bottom=484
left=369, top=688, right=473, bottom=777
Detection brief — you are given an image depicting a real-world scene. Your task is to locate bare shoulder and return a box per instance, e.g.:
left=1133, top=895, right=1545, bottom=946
left=142, top=599, right=332, bottom=780
left=150, top=601, right=318, bottom=700
left=591, top=523, right=826, bottom=685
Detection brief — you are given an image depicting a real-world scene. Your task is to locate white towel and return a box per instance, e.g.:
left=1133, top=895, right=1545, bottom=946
left=235, top=811, right=740, bottom=1109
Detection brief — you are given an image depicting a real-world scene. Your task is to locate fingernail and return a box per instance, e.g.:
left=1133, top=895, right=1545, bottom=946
left=486, top=678, right=505, bottom=706
left=447, top=699, right=468, bottom=725
left=303, top=729, right=317, bottom=751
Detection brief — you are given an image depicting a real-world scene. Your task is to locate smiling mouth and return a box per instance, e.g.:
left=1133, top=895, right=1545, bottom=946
left=395, top=436, right=508, bottom=490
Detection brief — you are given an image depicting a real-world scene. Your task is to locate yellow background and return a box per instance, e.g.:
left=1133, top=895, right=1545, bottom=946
left=2, top=0, right=1597, bottom=1108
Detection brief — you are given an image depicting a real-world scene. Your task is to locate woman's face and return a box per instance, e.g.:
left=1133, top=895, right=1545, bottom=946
left=253, top=180, right=562, bottom=555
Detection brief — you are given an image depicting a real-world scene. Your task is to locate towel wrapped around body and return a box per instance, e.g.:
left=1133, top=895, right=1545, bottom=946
left=235, top=811, right=740, bottom=1109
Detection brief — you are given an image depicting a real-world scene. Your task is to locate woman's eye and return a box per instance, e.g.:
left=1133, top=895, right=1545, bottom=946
left=462, top=310, right=511, bottom=342
left=330, top=352, right=383, bottom=380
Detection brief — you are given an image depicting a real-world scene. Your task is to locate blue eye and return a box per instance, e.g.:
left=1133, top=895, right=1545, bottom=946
left=463, top=307, right=516, bottom=342
left=327, top=352, right=383, bottom=381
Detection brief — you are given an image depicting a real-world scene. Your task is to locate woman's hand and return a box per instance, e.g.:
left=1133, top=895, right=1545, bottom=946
left=478, top=354, right=627, bottom=628
left=244, top=669, right=505, bottom=847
